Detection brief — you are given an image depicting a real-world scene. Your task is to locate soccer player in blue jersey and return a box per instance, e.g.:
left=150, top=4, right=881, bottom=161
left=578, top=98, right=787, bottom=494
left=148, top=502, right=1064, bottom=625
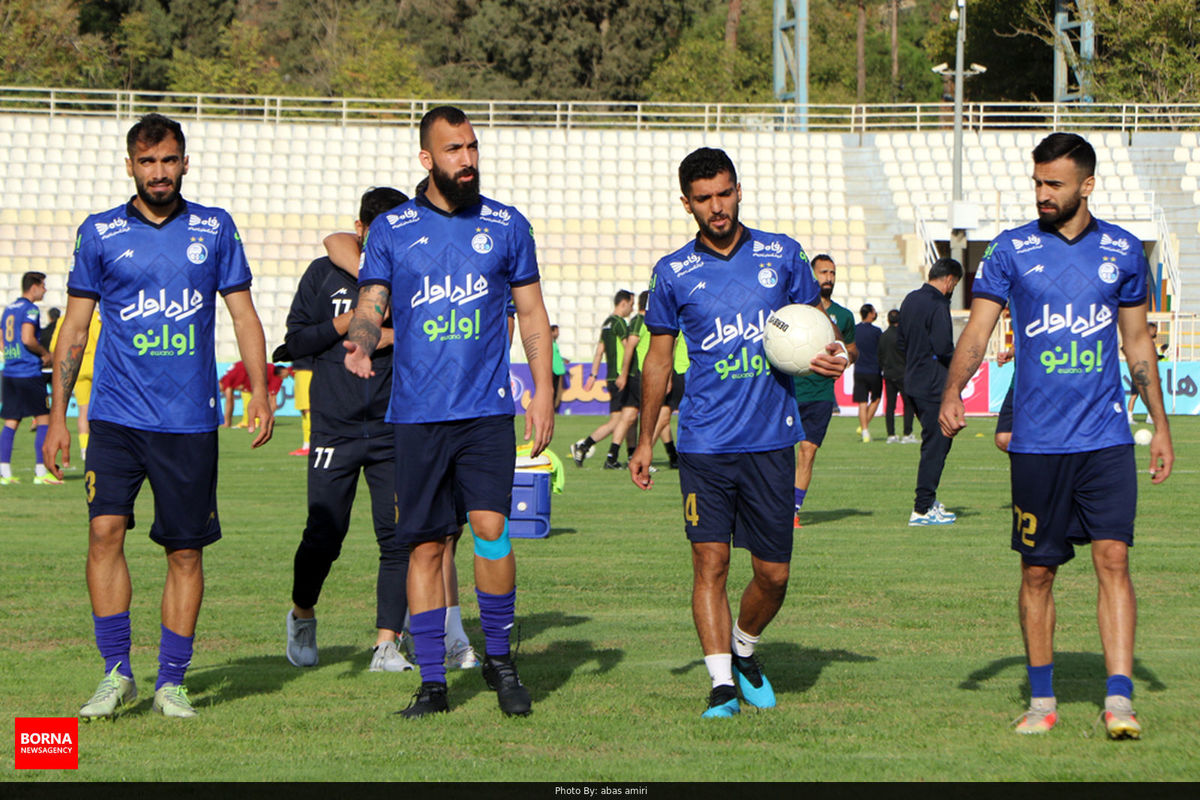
left=629, top=148, right=849, bottom=718
left=940, top=132, right=1173, bottom=739
left=344, top=106, right=554, bottom=718
left=1, top=271, right=58, bottom=485
left=44, top=113, right=275, bottom=720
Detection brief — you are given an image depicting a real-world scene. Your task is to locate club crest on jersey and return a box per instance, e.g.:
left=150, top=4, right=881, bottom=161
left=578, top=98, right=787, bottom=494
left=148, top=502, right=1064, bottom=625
left=669, top=253, right=703, bottom=276
left=753, top=240, right=784, bottom=258
left=186, top=242, right=208, bottom=264
left=480, top=205, right=512, bottom=226
left=386, top=209, right=419, bottom=228
left=472, top=233, right=494, bottom=254
left=187, top=214, right=220, bottom=234
left=1011, top=234, right=1043, bottom=252
left=94, top=217, right=129, bottom=239
left=1100, top=233, right=1131, bottom=254
left=757, top=268, right=778, bottom=288
left=1098, top=260, right=1118, bottom=284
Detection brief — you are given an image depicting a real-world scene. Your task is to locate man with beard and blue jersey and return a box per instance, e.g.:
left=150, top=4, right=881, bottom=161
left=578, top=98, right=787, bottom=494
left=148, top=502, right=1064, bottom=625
left=629, top=147, right=848, bottom=718
left=345, top=106, right=554, bottom=719
left=44, top=113, right=275, bottom=721
left=1, top=271, right=55, bottom=485
left=940, top=132, right=1173, bottom=740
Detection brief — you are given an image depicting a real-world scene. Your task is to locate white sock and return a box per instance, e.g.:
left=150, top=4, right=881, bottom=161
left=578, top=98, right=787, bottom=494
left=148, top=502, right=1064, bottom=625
left=35, top=463, right=47, bottom=477
left=732, top=623, right=760, bottom=658
left=0, top=463, right=11, bottom=479
left=704, top=653, right=734, bottom=689
left=445, top=605, right=468, bottom=643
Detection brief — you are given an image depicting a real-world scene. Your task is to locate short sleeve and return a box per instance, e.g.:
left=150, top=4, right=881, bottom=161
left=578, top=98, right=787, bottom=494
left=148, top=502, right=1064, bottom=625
left=508, top=209, right=540, bottom=288
left=972, top=237, right=1012, bottom=306
left=644, top=264, right=679, bottom=335
left=786, top=243, right=820, bottom=306
left=68, top=222, right=103, bottom=299
left=1118, top=249, right=1149, bottom=307
left=217, top=214, right=253, bottom=295
left=359, top=216, right=394, bottom=290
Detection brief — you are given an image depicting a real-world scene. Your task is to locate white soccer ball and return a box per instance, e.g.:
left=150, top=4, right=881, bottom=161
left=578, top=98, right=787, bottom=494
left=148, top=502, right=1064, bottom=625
left=763, top=303, right=835, bottom=376
left=1133, top=428, right=1153, bottom=446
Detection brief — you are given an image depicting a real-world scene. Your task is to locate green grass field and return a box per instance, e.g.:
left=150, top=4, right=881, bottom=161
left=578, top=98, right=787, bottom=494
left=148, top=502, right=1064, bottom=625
left=2, top=414, right=1198, bottom=782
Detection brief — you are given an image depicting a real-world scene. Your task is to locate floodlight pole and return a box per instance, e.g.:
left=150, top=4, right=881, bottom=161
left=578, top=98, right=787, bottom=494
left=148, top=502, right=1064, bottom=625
left=950, top=0, right=966, bottom=288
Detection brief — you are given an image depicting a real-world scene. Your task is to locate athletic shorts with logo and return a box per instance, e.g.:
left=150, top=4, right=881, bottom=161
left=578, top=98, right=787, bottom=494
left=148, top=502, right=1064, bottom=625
left=85, top=419, right=220, bottom=549
left=392, top=414, right=515, bottom=545
left=1009, top=444, right=1136, bottom=566
left=677, top=447, right=796, bottom=563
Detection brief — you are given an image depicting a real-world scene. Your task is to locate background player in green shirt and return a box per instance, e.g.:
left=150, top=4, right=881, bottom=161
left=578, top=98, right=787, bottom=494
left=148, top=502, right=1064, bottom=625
left=572, top=290, right=637, bottom=469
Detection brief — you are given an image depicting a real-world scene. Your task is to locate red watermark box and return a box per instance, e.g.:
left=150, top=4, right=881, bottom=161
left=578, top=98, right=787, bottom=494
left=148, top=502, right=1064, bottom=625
left=14, top=717, right=78, bottom=770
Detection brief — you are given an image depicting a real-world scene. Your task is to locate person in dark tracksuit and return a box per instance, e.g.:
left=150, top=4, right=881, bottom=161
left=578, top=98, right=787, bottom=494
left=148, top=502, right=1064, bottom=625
left=878, top=308, right=914, bottom=443
left=897, top=257, right=963, bottom=526
left=283, top=187, right=414, bottom=672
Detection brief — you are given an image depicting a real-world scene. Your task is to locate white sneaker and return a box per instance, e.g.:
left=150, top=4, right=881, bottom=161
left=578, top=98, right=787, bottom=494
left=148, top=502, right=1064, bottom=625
left=861, top=430, right=871, bottom=443
left=900, top=434, right=917, bottom=444
left=369, top=641, right=415, bottom=672
left=886, top=435, right=899, bottom=444
left=446, top=638, right=480, bottom=669
left=285, top=610, right=318, bottom=667
left=908, top=507, right=955, bottom=526
left=933, top=500, right=956, bottom=521
left=79, top=665, right=137, bottom=720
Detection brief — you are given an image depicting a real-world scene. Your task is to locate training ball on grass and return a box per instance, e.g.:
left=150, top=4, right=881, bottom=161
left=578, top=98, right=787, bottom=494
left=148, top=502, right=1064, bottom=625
left=764, top=303, right=834, bottom=376
left=1134, top=428, right=1153, bottom=446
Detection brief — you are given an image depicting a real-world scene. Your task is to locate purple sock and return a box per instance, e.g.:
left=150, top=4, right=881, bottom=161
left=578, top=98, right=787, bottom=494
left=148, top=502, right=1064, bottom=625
left=409, top=608, right=447, bottom=685
left=0, top=425, right=14, bottom=465
left=476, top=588, right=515, bottom=658
left=156, top=625, right=194, bottom=690
left=794, top=487, right=807, bottom=512
left=93, top=612, right=133, bottom=679
left=34, top=425, right=47, bottom=464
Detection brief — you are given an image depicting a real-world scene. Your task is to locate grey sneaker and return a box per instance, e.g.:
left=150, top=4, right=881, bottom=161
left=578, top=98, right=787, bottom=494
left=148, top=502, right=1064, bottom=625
left=886, top=435, right=899, bottom=444
left=933, top=500, right=957, bottom=522
left=79, top=665, right=137, bottom=720
left=286, top=610, right=318, bottom=667
left=900, top=434, right=917, bottom=444
left=370, top=641, right=415, bottom=673
left=152, top=684, right=197, bottom=719
left=446, top=638, right=480, bottom=669
left=1013, top=697, right=1058, bottom=734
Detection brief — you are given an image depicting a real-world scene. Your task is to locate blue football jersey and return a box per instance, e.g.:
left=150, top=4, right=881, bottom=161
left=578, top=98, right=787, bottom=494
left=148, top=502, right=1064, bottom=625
left=1, top=298, right=42, bottom=378
left=358, top=195, right=539, bottom=423
left=973, top=218, right=1147, bottom=454
left=68, top=199, right=252, bottom=433
left=645, top=227, right=820, bottom=454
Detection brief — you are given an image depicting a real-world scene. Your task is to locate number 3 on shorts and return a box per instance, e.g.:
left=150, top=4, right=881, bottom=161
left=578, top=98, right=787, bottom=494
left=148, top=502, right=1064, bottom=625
left=1013, top=503, right=1037, bottom=547
left=684, top=492, right=700, bottom=527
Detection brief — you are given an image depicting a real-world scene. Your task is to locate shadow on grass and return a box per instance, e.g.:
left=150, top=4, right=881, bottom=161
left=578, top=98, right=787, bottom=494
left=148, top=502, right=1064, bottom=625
left=187, top=646, right=359, bottom=708
left=798, top=508, right=874, bottom=525
left=447, top=637, right=624, bottom=707
left=669, top=642, right=876, bottom=696
left=547, top=526, right=578, bottom=537
left=959, top=651, right=1167, bottom=704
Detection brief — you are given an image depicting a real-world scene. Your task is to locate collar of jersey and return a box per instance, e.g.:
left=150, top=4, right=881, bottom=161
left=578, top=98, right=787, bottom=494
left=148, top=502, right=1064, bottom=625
left=1037, top=215, right=1098, bottom=247
left=692, top=225, right=751, bottom=261
left=415, top=192, right=482, bottom=219
left=124, top=196, right=189, bottom=229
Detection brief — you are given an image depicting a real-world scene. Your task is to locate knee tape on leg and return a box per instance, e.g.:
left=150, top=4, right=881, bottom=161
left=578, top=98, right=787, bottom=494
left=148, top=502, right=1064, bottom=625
left=470, top=519, right=512, bottom=561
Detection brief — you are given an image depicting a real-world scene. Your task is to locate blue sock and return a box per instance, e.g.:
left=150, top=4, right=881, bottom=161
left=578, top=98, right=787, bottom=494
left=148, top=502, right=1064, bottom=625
left=34, top=425, right=47, bottom=464
left=1027, top=662, right=1054, bottom=699
left=93, top=612, right=133, bottom=679
left=0, top=426, right=14, bottom=465
left=409, top=608, right=447, bottom=685
left=156, top=625, right=193, bottom=690
left=476, top=588, right=516, bottom=658
left=1106, top=673, right=1133, bottom=699
left=793, top=487, right=807, bottom=512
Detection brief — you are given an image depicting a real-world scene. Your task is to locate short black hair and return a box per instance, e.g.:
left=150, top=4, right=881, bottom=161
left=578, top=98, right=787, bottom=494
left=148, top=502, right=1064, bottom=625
left=359, top=187, right=409, bottom=227
left=420, top=106, right=470, bottom=150
left=860, top=304, right=875, bottom=320
left=126, top=113, right=185, bottom=158
left=678, top=147, right=737, bottom=196
left=1032, top=132, right=1096, bottom=177
left=812, top=254, right=835, bottom=268
left=928, top=257, right=964, bottom=281
left=887, top=309, right=900, bottom=326
left=638, top=290, right=649, bottom=311
left=22, top=271, right=45, bottom=292
left=614, top=290, right=634, bottom=306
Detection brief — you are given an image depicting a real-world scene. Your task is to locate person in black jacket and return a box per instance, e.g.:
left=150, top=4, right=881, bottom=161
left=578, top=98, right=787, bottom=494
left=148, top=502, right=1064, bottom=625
left=898, top=257, right=962, bottom=526
left=878, top=308, right=914, bottom=443
left=283, top=187, right=414, bottom=672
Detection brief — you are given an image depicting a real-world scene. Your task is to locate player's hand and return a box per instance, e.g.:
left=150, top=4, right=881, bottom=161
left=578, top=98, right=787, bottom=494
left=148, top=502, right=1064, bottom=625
left=42, top=420, right=71, bottom=480
left=939, top=395, right=966, bottom=438
left=523, top=391, right=554, bottom=458
left=629, top=443, right=655, bottom=490
left=997, top=347, right=1014, bottom=366
left=245, top=393, right=275, bottom=448
left=1149, top=427, right=1174, bottom=484
left=808, top=342, right=849, bottom=378
left=583, top=375, right=595, bottom=392
left=615, top=374, right=627, bottom=391
left=343, top=340, right=375, bottom=378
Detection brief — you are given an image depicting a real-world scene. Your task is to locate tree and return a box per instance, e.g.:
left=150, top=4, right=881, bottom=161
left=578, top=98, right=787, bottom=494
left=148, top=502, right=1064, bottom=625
left=0, top=0, right=114, bottom=87
left=322, top=4, right=431, bottom=98
left=114, top=2, right=177, bottom=90
left=925, top=0, right=1054, bottom=101
left=167, top=19, right=288, bottom=96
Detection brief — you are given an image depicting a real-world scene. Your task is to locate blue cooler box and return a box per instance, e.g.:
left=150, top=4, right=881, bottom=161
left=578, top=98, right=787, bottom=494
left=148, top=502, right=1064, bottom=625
left=509, top=471, right=551, bottom=538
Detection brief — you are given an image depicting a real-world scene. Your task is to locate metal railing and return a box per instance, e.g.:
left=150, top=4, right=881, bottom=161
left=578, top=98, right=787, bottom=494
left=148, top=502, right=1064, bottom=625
left=3, top=87, right=1200, bottom=133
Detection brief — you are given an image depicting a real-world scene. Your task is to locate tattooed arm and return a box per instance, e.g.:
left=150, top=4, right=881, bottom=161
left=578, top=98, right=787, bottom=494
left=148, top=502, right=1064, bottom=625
left=43, top=296, right=96, bottom=478
left=344, top=284, right=388, bottom=378
left=939, top=297, right=1003, bottom=438
left=1119, top=303, right=1173, bottom=483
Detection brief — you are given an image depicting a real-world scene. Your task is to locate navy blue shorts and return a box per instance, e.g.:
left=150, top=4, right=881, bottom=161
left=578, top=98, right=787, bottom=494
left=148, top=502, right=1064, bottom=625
left=666, top=371, right=685, bottom=410
left=677, top=447, right=796, bottom=563
left=1009, top=445, right=1136, bottom=566
left=85, top=420, right=220, bottom=549
left=996, top=385, right=1014, bottom=434
left=392, top=415, right=515, bottom=546
left=1, top=374, right=49, bottom=420
left=797, top=401, right=834, bottom=447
